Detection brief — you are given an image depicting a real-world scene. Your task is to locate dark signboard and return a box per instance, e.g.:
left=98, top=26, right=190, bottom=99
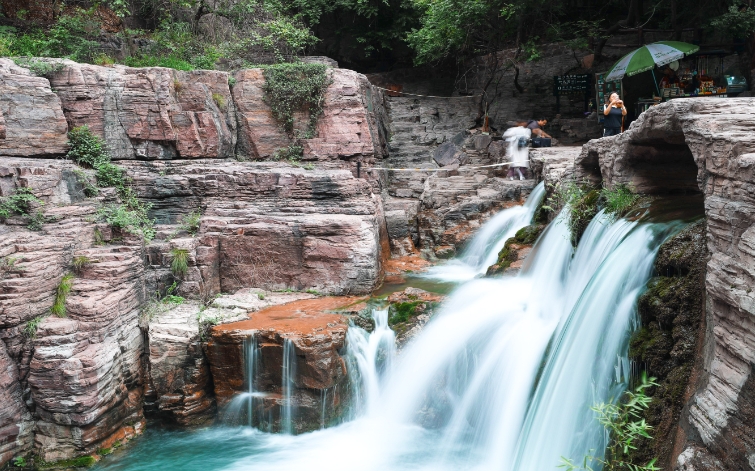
left=553, top=74, right=592, bottom=96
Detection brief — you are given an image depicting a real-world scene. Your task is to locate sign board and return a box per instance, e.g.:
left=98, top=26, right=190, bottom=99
left=595, top=73, right=623, bottom=107
left=553, top=74, right=591, bottom=96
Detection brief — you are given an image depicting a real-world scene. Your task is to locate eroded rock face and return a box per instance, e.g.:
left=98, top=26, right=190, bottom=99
left=577, top=98, right=755, bottom=470
left=49, top=61, right=236, bottom=160
left=205, top=297, right=355, bottom=433
left=125, top=160, right=385, bottom=295
left=0, top=60, right=69, bottom=158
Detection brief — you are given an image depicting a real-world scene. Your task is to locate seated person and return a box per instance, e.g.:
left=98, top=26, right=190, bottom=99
left=525, top=119, right=552, bottom=138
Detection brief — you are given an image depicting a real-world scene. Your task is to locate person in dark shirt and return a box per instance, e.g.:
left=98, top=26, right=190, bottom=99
left=526, top=119, right=552, bottom=138
left=602, top=93, right=626, bottom=137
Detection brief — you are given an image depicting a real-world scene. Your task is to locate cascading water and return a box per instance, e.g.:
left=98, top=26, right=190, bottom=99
left=280, top=339, right=297, bottom=434
left=97, top=197, right=695, bottom=471
left=423, top=181, right=546, bottom=282
left=221, top=335, right=263, bottom=428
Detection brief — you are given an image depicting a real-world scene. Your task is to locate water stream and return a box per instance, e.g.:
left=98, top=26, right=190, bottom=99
left=97, top=190, right=696, bottom=471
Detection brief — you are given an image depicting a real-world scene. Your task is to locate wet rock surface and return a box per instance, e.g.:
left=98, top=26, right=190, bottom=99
left=629, top=221, right=707, bottom=470
left=485, top=224, right=544, bottom=276
left=577, top=98, right=755, bottom=470
left=386, top=287, right=444, bottom=348
left=205, top=297, right=357, bottom=433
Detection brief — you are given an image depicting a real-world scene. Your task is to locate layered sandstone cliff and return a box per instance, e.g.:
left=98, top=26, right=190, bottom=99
left=0, top=57, right=389, bottom=466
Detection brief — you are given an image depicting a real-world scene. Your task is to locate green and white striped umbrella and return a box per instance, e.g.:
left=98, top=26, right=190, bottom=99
left=605, top=41, right=700, bottom=82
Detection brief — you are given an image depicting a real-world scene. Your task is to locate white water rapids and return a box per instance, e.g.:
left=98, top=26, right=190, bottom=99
left=100, top=185, right=686, bottom=471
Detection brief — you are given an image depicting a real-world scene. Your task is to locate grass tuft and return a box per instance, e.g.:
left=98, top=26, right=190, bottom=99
left=51, top=273, right=74, bottom=317
left=170, top=248, right=190, bottom=278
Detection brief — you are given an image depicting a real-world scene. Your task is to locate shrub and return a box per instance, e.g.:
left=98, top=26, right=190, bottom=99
left=26, top=210, right=48, bottom=231
left=12, top=58, right=65, bottom=77
left=13, top=456, right=27, bottom=467
left=258, top=293, right=265, bottom=300
left=0, top=188, right=43, bottom=220
left=67, top=125, right=110, bottom=168
left=170, top=248, right=190, bottom=278
left=543, top=182, right=599, bottom=247
left=601, top=184, right=641, bottom=220
left=123, top=54, right=195, bottom=71
left=559, top=374, right=660, bottom=471
left=388, top=301, right=423, bottom=325
left=73, top=169, right=99, bottom=197
left=67, top=126, right=155, bottom=242
left=212, top=92, right=226, bottom=110
left=51, top=273, right=74, bottom=317
left=96, top=204, right=156, bottom=242
left=72, top=255, right=93, bottom=274
left=262, top=63, right=331, bottom=137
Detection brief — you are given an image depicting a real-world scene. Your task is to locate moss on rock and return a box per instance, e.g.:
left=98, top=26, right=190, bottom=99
left=628, top=220, right=706, bottom=469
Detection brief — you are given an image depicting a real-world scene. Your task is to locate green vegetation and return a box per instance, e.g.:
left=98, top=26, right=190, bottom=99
left=559, top=375, right=660, bottom=471
left=0, top=188, right=44, bottom=221
left=24, top=316, right=46, bottom=339
left=0, top=256, right=22, bottom=278
left=51, top=273, right=74, bottom=317
left=72, top=255, right=94, bottom=274
left=66, top=125, right=110, bottom=168
left=38, top=455, right=97, bottom=469
left=601, top=184, right=641, bottom=220
left=67, top=126, right=155, bottom=242
left=305, top=288, right=322, bottom=296
left=94, top=228, right=105, bottom=246
left=544, top=182, right=648, bottom=246
left=258, top=293, right=265, bottom=300
left=12, top=456, right=27, bottom=467
left=388, top=301, right=423, bottom=326
left=198, top=313, right=220, bottom=341
left=73, top=169, right=100, bottom=198
left=180, top=211, right=202, bottom=236
left=543, top=182, right=599, bottom=247
left=263, top=62, right=331, bottom=139
left=170, top=248, right=191, bottom=278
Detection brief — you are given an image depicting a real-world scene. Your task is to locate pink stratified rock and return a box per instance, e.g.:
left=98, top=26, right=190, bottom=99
left=0, top=338, right=32, bottom=468
left=124, top=160, right=386, bottom=295
left=232, top=68, right=383, bottom=165
left=0, top=59, right=69, bottom=158
left=576, top=98, right=755, bottom=471
left=48, top=61, right=236, bottom=160
left=27, top=245, right=146, bottom=462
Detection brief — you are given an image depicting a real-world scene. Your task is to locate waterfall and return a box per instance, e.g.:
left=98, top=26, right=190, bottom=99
left=111, top=200, right=694, bottom=471
left=221, top=335, right=262, bottom=427
left=423, top=181, right=545, bottom=282
left=281, top=339, right=297, bottom=434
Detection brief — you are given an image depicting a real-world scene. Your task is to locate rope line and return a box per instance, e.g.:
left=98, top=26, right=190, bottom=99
left=371, top=85, right=482, bottom=99
left=367, top=161, right=529, bottom=172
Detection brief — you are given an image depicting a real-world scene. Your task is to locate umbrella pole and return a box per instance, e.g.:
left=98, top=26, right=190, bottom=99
left=651, top=69, right=661, bottom=96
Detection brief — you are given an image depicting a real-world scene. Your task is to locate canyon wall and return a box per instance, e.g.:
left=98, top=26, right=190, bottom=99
left=0, top=58, right=389, bottom=466
left=576, top=97, right=755, bottom=470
